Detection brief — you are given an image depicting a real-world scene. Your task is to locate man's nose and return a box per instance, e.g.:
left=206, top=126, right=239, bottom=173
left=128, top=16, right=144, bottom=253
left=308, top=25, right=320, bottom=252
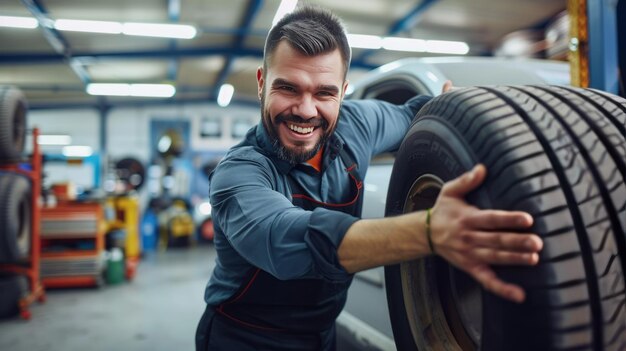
left=292, top=94, right=317, bottom=119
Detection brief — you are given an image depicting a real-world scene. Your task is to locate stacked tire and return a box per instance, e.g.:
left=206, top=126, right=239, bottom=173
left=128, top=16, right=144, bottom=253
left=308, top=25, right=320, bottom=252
left=385, top=86, right=626, bottom=350
left=0, top=86, right=31, bottom=318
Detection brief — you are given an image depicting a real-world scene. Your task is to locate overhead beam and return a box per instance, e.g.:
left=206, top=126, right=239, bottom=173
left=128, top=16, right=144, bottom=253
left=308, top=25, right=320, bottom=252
left=21, top=0, right=91, bottom=85
left=355, top=0, right=438, bottom=63
left=0, top=51, right=378, bottom=75
left=200, top=26, right=267, bottom=37
left=389, top=0, right=438, bottom=34
left=0, top=46, right=266, bottom=64
left=0, top=45, right=375, bottom=68
left=211, top=0, right=263, bottom=99
left=28, top=96, right=262, bottom=111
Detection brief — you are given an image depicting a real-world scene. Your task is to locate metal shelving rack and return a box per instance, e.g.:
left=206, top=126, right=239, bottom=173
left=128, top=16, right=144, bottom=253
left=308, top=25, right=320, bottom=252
left=0, top=128, right=46, bottom=320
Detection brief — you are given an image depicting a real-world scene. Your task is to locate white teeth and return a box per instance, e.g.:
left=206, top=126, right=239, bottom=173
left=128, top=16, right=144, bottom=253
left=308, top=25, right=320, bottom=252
left=288, top=124, right=314, bottom=134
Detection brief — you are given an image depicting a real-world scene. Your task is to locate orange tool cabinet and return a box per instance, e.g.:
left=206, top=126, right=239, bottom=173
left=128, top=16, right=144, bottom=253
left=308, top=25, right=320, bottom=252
left=40, top=202, right=106, bottom=288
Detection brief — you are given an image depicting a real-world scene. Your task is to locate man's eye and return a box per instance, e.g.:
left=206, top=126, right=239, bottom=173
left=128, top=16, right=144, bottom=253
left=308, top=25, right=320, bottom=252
left=279, top=86, right=295, bottom=92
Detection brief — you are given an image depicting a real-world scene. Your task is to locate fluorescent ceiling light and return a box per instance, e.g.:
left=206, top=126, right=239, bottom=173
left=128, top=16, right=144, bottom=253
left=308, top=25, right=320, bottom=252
left=383, top=37, right=427, bottom=52
left=272, top=0, right=298, bottom=26
left=38, top=134, right=72, bottom=145
left=54, top=19, right=122, bottom=34
left=130, top=84, right=176, bottom=97
left=347, top=34, right=382, bottom=49
left=87, top=83, right=176, bottom=98
left=425, top=40, right=469, bottom=55
left=63, top=146, right=93, bottom=157
left=347, top=33, right=469, bottom=55
left=0, top=15, right=38, bottom=29
left=123, top=22, right=196, bottom=39
left=87, top=83, right=130, bottom=96
left=52, top=19, right=196, bottom=39
left=217, top=84, right=234, bottom=107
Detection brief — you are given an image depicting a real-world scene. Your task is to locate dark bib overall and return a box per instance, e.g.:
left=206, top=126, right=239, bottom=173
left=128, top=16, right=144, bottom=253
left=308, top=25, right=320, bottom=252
left=196, top=149, right=363, bottom=351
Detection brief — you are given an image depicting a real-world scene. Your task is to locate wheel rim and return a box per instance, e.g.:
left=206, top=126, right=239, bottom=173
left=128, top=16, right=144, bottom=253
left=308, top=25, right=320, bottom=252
left=399, top=174, right=481, bottom=350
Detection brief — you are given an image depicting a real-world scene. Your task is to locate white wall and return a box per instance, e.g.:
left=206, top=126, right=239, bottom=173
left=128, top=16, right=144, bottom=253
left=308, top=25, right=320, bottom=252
left=26, top=102, right=259, bottom=207
left=27, top=102, right=259, bottom=161
left=106, top=102, right=259, bottom=162
left=28, top=108, right=100, bottom=154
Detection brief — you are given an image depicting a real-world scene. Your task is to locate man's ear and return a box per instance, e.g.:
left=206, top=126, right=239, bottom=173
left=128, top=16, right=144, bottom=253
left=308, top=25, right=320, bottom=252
left=256, top=66, right=264, bottom=100
left=342, top=80, right=349, bottom=99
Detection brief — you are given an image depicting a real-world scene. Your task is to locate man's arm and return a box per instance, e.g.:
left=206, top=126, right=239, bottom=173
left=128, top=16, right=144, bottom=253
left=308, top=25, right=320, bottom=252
left=210, top=153, right=358, bottom=281
left=337, top=164, right=543, bottom=303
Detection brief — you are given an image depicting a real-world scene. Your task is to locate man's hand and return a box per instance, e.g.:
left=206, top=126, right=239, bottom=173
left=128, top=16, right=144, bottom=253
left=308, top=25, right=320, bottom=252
left=430, top=164, right=543, bottom=303
left=441, top=80, right=454, bottom=94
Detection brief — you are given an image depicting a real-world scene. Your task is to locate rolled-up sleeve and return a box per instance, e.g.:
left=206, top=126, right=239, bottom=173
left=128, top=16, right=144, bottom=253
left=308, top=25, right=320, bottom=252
left=210, top=152, right=357, bottom=282
left=304, top=208, right=358, bottom=281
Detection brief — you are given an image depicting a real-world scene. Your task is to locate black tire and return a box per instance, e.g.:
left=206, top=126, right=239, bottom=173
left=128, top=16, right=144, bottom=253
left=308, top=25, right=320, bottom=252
left=384, top=86, right=626, bottom=351
left=0, top=274, right=27, bottom=318
left=0, top=86, right=27, bottom=161
left=115, top=157, right=146, bottom=190
left=0, top=173, right=32, bottom=263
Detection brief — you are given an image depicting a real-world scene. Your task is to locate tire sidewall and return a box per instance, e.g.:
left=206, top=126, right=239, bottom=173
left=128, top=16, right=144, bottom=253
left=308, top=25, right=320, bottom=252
left=385, top=115, right=490, bottom=350
left=0, top=87, right=27, bottom=160
left=0, top=173, right=32, bottom=262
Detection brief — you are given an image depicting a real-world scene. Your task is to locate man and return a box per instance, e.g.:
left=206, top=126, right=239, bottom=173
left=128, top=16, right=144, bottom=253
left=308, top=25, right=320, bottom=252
left=196, top=5, right=543, bottom=350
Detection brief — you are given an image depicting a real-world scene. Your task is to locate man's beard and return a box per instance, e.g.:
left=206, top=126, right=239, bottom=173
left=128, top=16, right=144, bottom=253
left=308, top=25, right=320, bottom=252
left=273, top=127, right=328, bottom=164
left=261, top=96, right=332, bottom=164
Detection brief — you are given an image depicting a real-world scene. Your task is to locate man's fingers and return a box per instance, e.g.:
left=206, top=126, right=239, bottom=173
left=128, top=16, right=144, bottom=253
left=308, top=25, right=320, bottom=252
left=441, top=164, right=486, bottom=198
left=469, top=265, right=525, bottom=303
left=441, top=80, right=453, bottom=94
left=464, top=210, right=533, bottom=230
left=469, top=247, right=540, bottom=266
left=462, top=231, right=543, bottom=252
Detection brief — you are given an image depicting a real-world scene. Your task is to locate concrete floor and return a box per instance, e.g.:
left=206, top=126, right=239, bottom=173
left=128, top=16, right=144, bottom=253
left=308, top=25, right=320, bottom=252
left=0, top=244, right=397, bottom=351
left=0, top=245, right=216, bottom=351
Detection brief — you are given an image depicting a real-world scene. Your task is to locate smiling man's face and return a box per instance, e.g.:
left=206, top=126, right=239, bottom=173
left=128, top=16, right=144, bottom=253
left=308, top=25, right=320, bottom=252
left=257, top=41, right=348, bottom=164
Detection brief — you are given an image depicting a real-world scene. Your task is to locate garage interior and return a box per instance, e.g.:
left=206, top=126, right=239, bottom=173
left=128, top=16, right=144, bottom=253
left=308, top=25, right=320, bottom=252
left=0, top=0, right=624, bottom=350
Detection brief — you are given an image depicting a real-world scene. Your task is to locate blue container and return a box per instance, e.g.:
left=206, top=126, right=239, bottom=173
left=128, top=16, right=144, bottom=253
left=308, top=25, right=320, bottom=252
left=140, top=209, right=158, bottom=252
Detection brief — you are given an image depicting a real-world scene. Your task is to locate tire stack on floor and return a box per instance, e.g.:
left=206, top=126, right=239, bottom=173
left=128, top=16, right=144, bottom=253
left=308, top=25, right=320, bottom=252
left=385, top=86, right=626, bottom=351
left=0, top=86, right=32, bottom=318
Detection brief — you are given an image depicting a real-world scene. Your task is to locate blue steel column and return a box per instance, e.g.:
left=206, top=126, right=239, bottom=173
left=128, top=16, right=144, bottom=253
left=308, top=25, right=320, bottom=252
left=98, top=100, right=109, bottom=188
left=587, top=0, right=619, bottom=94
left=211, top=0, right=263, bottom=100
left=167, top=0, right=181, bottom=82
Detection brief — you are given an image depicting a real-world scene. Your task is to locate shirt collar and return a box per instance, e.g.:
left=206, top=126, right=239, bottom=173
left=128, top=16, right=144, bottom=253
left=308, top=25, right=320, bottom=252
left=251, top=121, right=344, bottom=175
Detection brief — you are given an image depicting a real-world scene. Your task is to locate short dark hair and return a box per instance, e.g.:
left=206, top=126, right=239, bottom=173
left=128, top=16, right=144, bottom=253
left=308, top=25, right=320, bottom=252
left=263, top=5, right=351, bottom=79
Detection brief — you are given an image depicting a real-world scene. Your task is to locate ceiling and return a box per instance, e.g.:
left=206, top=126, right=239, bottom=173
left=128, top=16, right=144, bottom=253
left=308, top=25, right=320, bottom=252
left=0, top=0, right=567, bottom=110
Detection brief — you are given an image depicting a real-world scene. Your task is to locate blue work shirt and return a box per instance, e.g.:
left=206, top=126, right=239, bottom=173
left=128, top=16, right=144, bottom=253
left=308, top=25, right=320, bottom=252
left=204, top=95, right=431, bottom=305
